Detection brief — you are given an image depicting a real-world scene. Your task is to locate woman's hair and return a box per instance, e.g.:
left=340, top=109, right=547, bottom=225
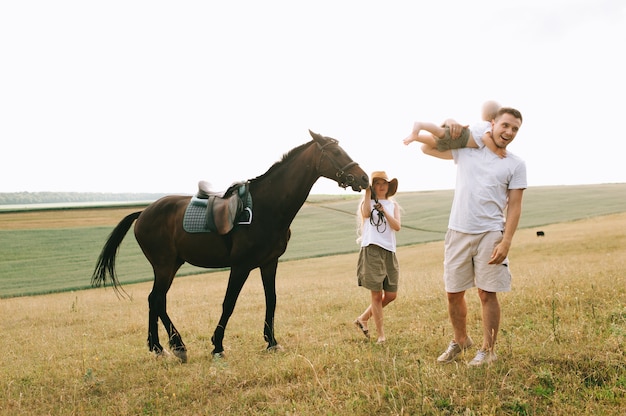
left=355, top=195, right=367, bottom=245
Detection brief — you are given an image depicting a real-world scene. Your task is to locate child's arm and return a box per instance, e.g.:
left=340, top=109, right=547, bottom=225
left=482, top=131, right=506, bottom=158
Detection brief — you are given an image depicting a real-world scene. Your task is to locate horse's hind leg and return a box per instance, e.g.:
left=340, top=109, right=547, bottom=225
left=147, top=286, right=165, bottom=356
left=147, top=265, right=187, bottom=363
left=260, top=260, right=280, bottom=351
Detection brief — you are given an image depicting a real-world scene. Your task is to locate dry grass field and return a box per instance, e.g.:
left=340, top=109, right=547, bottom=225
left=0, top=206, right=139, bottom=230
left=1, top=210, right=625, bottom=415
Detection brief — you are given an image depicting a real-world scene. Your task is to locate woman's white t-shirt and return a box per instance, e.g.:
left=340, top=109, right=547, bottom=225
left=360, top=199, right=397, bottom=252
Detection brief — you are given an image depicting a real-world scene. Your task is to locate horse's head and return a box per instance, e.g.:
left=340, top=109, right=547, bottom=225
left=308, top=130, right=369, bottom=192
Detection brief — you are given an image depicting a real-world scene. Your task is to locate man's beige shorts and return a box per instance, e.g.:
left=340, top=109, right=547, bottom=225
left=443, top=229, right=511, bottom=293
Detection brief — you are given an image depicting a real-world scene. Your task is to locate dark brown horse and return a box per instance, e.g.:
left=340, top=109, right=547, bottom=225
left=91, top=130, right=368, bottom=362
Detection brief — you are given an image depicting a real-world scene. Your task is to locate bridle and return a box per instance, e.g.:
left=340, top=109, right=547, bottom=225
left=315, top=139, right=359, bottom=189
left=369, top=189, right=387, bottom=233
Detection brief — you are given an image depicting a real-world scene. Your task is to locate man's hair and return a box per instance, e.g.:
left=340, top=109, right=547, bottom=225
left=496, top=107, right=523, bottom=123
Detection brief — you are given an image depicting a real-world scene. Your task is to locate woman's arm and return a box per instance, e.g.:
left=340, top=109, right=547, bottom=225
left=380, top=201, right=401, bottom=231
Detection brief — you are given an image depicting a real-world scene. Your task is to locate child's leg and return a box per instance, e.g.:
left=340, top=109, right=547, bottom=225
left=403, top=121, right=446, bottom=146
left=413, top=121, right=447, bottom=138
left=403, top=132, right=438, bottom=148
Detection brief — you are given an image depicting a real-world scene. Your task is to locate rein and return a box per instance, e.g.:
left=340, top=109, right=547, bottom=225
left=316, top=139, right=358, bottom=189
left=369, top=191, right=387, bottom=233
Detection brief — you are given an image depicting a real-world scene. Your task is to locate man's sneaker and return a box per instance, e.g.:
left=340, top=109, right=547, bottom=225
left=437, top=337, right=473, bottom=363
left=468, top=349, right=497, bottom=367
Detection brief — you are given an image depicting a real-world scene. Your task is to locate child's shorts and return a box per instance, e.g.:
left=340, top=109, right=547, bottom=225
left=437, top=126, right=470, bottom=151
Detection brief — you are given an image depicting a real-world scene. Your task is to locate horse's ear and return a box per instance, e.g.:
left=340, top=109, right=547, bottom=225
left=309, top=129, right=323, bottom=141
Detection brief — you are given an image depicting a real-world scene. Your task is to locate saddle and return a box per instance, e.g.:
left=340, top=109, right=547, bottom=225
left=190, top=180, right=252, bottom=235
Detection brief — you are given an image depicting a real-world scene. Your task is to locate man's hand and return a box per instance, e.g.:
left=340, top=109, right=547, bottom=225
left=443, top=119, right=467, bottom=139
left=489, top=239, right=511, bottom=264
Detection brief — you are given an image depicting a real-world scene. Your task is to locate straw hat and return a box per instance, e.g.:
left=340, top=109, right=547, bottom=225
left=370, top=171, right=398, bottom=197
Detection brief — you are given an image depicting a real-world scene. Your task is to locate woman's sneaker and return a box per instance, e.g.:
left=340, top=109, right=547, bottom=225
left=468, top=349, right=497, bottom=366
left=437, top=337, right=473, bottom=363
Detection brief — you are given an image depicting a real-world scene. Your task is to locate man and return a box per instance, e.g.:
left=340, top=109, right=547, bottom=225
left=420, top=107, right=526, bottom=366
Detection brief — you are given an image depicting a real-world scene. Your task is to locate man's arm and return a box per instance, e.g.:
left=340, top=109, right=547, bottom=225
left=421, top=142, right=453, bottom=160
left=489, top=188, right=524, bottom=264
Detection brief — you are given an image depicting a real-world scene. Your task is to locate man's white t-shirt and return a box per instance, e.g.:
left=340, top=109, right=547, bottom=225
left=448, top=123, right=527, bottom=234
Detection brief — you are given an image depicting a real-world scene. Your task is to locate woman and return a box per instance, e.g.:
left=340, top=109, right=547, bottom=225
left=354, top=171, right=402, bottom=344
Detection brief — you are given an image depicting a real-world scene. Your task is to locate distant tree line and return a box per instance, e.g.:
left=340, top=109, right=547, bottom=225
left=0, top=192, right=168, bottom=205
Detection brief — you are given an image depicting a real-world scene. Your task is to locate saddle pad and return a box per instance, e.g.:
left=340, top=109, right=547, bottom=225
left=183, top=203, right=210, bottom=233
left=182, top=195, right=253, bottom=234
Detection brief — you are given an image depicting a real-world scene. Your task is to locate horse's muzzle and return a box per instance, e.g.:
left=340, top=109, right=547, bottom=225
left=346, top=173, right=369, bottom=192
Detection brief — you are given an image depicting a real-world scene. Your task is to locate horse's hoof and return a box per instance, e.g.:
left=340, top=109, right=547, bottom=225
left=267, top=344, right=284, bottom=353
left=212, top=351, right=225, bottom=359
left=173, top=348, right=188, bottom=363
left=155, top=349, right=171, bottom=359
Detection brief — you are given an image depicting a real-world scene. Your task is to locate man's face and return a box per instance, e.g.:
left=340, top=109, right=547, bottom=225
left=491, top=113, right=522, bottom=148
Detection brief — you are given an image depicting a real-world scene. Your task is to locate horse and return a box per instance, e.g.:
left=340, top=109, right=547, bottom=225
left=91, top=130, right=369, bottom=362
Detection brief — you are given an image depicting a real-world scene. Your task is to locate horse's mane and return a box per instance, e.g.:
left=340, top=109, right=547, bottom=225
left=248, top=139, right=315, bottom=184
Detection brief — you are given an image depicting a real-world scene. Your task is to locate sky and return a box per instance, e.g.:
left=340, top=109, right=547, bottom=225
left=2, top=1, right=625, bottom=196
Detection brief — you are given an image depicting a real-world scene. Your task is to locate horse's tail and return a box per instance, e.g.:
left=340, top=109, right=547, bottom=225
left=91, top=211, right=142, bottom=297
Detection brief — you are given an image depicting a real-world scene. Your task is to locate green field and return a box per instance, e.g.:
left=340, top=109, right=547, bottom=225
left=1, top=183, right=625, bottom=298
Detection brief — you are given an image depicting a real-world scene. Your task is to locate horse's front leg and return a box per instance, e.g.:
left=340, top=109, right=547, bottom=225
left=260, top=260, right=280, bottom=351
left=160, top=307, right=187, bottom=363
left=211, top=266, right=251, bottom=357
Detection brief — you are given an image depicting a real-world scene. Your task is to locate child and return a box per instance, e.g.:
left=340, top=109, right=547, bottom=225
left=403, top=100, right=505, bottom=157
left=354, top=171, right=402, bottom=344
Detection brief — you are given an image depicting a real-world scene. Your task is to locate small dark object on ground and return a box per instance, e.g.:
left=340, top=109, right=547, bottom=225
left=537, top=231, right=545, bottom=237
